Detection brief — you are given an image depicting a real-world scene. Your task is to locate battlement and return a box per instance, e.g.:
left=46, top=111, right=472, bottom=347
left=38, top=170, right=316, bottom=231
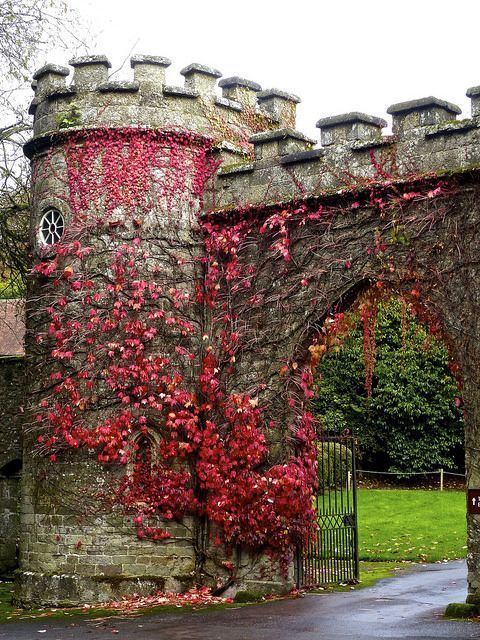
left=27, top=56, right=480, bottom=211
left=27, top=54, right=302, bottom=163
left=213, top=88, right=480, bottom=210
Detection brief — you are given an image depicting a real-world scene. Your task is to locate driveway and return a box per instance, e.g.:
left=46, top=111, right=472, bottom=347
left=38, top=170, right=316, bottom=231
left=1, top=560, right=478, bottom=639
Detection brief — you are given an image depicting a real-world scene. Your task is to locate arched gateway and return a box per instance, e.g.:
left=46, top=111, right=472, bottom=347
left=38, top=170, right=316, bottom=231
left=15, top=55, right=480, bottom=607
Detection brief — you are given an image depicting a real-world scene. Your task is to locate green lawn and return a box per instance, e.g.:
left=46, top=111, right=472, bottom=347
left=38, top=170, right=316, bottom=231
left=358, top=489, right=467, bottom=562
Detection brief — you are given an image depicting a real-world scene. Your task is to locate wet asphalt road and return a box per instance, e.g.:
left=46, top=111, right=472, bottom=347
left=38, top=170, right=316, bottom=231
left=1, top=560, right=479, bottom=639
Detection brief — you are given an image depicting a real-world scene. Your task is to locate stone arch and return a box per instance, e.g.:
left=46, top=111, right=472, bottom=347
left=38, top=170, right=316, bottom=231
left=126, top=428, right=161, bottom=482
left=208, top=178, right=480, bottom=592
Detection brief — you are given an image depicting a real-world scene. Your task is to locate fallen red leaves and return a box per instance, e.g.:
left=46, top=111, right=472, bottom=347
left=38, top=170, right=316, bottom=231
left=83, top=586, right=233, bottom=612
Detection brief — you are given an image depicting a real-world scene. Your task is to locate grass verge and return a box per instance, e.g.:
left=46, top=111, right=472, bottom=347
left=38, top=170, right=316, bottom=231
left=358, top=489, right=467, bottom=562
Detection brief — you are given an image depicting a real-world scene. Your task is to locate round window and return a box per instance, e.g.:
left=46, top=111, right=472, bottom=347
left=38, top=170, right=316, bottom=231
left=40, top=209, right=65, bottom=245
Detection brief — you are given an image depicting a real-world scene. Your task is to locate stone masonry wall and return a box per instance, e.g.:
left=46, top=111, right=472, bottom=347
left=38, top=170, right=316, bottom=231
left=0, top=356, right=24, bottom=470
left=0, top=476, right=20, bottom=576
left=0, top=356, right=24, bottom=575
left=17, top=456, right=196, bottom=606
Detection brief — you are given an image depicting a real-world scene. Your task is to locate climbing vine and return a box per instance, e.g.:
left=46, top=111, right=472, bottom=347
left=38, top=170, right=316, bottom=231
left=31, top=127, right=318, bottom=581
left=31, top=125, right=463, bottom=585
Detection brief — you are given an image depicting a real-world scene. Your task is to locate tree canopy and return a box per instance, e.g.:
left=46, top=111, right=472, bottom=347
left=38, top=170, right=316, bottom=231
left=0, top=0, right=85, bottom=297
left=313, top=298, right=464, bottom=474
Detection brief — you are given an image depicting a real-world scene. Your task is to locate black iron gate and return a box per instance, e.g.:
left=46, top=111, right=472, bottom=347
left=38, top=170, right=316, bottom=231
left=296, top=434, right=359, bottom=587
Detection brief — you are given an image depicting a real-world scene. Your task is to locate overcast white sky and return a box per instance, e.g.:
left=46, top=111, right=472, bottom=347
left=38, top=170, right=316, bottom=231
left=50, top=0, right=480, bottom=139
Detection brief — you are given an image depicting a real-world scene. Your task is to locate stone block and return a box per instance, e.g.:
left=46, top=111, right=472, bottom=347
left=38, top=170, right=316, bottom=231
left=387, top=96, right=461, bottom=134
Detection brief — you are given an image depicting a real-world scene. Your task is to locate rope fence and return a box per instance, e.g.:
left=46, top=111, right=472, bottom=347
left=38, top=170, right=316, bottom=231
left=356, top=468, right=465, bottom=490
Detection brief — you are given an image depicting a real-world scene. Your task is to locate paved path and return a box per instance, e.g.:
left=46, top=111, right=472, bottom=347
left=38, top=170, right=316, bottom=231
left=1, top=560, right=479, bottom=639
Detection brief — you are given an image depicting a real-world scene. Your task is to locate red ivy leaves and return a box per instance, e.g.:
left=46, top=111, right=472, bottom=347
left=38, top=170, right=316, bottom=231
left=34, top=128, right=318, bottom=570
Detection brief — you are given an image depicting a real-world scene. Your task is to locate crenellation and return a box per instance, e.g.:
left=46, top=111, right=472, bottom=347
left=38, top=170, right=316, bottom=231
left=387, top=96, right=461, bottom=134
left=180, top=63, right=222, bottom=95
left=69, top=55, right=111, bottom=91
left=29, top=55, right=293, bottom=151
left=218, top=76, right=262, bottom=108
left=316, top=112, right=387, bottom=146
left=213, top=106, right=480, bottom=210
left=257, top=89, right=300, bottom=128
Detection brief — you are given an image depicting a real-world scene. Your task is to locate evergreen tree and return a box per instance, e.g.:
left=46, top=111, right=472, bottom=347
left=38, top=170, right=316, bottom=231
left=313, top=298, right=464, bottom=474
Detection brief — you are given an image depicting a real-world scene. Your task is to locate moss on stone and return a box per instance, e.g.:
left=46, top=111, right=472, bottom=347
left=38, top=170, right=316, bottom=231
left=233, top=590, right=264, bottom=603
left=445, top=602, right=478, bottom=618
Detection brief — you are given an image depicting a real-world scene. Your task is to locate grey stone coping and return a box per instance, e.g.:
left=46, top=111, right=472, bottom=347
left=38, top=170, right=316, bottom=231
left=69, top=55, right=112, bottom=68
left=180, top=63, right=222, bottom=78
left=466, top=85, right=480, bottom=98
left=33, top=64, right=70, bottom=80
left=162, top=85, right=199, bottom=98
left=316, top=112, right=387, bottom=129
left=214, top=141, right=249, bottom=155
left=387, top=96, right=461, bottom=115
left=130, top=54, right=172, bottom=67
left=280, top=148, right=326, bottom=165
left=465, top=85, right=480, bottom=98
left=351, top=136, right=396, bottom=151
left=218, top=77, right=262, bottom=91
left=98, top=81, right=140, bottom=93
left=215, top=97, right=242, bottom=112
left=218, top=162, right=255, bottom=176
left=257, top=88, right=301, bottom=104
left=425, top=119, right=477, bottom=138
left=47, top=87, right=76, bottom=100
left=249, top=128, right=315, bottom=145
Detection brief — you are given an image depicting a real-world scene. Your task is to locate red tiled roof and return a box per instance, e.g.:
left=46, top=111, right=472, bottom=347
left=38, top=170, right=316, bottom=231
left=0, top=299, right=25, bottom=356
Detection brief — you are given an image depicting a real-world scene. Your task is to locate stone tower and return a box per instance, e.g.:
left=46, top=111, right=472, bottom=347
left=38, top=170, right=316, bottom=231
left=18, top=55, right=302, bottom=606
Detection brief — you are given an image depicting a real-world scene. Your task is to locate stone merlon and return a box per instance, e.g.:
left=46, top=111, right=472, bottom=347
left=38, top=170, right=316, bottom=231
left=316, top=112, right=387, bottom=129
left=316, top=112, right=386, bottom=147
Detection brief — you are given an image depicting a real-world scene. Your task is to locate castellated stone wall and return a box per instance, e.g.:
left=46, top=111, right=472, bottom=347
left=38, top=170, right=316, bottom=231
left=15, top=52, right=480, bottom=607
left=211, top=97, right=480, bottom=210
